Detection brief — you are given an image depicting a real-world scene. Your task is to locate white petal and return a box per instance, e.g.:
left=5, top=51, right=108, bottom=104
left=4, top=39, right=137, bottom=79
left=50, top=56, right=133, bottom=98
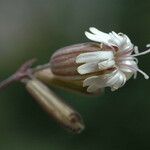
left=112, top=31, right=123, bottom=41
left=76, top=51, right=114, bottom=63
left=119, top=35, right=133, bottom=51
left=85, top=31, right=102, bottom=42
left=83, top=76, right=102, bottom=87
left=119, top=64, right=136, bottom=79
left=109, top=32, right=123, bottom=47
left=85, top=31, right=111, bottom=46
left=83, top=76, right=107, bottom=92
left=85, top=28, right=134, bottom=54
left=98, top=60, right=115, bottom=70
left=83, top=70, right=128, bottom=92
left=111, top=73, right=126, bottom=90
left=106, top=71, right=126, bottom=90
left=106, top=72, right=119, bottom=85
left=107, top=71, right=126, bottom=90
left=124, top=72, right=134, bottom=80
left=124, top=34, right=131, bottom=44
left=89, top=27, right=110, bottom=40
left=87, top=84, right=100, bottom=93
left=77, top=62, right=99, bottom=74
left=122, top=44, right=133, bottom=51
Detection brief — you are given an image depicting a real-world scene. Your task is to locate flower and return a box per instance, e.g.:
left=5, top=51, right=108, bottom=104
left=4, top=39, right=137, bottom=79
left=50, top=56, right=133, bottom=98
left=76, top=27, right=150, bottom=92
left=49, top=42, right=111, bottom=94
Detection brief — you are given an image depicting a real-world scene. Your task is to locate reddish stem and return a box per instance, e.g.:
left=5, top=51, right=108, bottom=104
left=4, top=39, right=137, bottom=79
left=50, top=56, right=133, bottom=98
left=0, top=58, right=37, bottom=91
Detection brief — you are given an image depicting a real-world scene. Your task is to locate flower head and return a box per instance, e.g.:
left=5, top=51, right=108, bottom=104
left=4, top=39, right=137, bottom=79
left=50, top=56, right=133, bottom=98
left=76, top=27, right=150, bottom=92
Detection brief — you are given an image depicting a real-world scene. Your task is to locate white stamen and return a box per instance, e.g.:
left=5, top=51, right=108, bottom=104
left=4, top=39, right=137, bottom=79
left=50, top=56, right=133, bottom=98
left=118, top=57, right=139, bottom=64
left=146, top=44, right=150, bottom=47
left=134, top=46, right=139, bottom=54
left=131, top=48, right=150, bottom=57
left=124, top=65, right=149, bottom=79
left=134, top=68, right=149, bottom=79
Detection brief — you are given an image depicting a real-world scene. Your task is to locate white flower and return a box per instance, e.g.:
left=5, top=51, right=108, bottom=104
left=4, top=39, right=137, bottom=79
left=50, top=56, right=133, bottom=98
left=76, top=27, right=150, bottom=93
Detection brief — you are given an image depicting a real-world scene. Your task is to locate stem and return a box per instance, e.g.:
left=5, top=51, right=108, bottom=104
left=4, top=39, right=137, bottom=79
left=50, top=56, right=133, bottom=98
left=0, top=58, right=37, bottom=91
left=0, top=75, right=17, bottom=90
left=0, top=57, right=52, bottom=91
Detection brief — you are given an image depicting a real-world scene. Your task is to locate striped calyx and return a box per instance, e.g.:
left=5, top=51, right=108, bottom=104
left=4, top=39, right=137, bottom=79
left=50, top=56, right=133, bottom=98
left=50, top=42, right=112, bottom=81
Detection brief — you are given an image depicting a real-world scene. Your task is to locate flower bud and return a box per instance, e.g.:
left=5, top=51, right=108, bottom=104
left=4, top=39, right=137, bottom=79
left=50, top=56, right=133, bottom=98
left=24, top=78, right=85, bottom=133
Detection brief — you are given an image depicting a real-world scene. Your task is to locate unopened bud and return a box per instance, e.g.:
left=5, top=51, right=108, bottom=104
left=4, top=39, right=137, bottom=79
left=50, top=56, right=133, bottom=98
left=24, top=78, right=85, bottom=133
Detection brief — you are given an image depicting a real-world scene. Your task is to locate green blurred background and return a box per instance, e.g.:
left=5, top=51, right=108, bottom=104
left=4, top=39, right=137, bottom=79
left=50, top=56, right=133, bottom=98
left=0, top=0, right=150, bottom=150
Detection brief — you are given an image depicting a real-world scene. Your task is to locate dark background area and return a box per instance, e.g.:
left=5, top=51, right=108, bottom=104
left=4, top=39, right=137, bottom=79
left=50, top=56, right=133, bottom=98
left=0, top=0, right=150, bottom=150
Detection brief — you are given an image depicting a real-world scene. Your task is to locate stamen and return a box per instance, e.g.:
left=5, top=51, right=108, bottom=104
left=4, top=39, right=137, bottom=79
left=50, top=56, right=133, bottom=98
left=124, top=65, right=149, bottom=79
left=131, top=48, right=150, bottom=57
left=118, top=49, right=133, bottom=56
left=119, top=62, right=149, bottom=79
left=118, top=57, right=138, bottom=64
left=134, top=67, right=149, bottom=79
left=134, top=46, right=139, bottom=54
left=146, top=44, right=150, bottom=47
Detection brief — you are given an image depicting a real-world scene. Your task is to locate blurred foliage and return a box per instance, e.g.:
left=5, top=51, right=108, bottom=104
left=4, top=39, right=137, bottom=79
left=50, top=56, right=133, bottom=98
left=0, top=0, right=150, bottom=150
